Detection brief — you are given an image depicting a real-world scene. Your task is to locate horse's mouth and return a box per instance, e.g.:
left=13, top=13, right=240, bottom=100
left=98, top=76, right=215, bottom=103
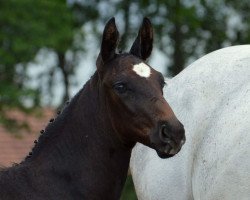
left=156, top=150, right=175, bottom=158
left=154, top=141, right=183, bottom=159
left=156, top=147, right=181, bottom=158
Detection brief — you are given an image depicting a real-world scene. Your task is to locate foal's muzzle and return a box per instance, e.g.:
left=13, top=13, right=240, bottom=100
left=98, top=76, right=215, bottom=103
left=152, top=120, right=185, bottom=159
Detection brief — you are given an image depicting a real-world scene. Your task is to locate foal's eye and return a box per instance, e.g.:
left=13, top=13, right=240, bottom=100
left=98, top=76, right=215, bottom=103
left=160, top=80, right=166, bottom=89
left=113, top=82, right=127, bottom=94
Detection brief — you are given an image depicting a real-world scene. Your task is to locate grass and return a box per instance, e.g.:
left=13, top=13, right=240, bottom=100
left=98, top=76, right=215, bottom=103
left=120, top=175, right=137, bottom=200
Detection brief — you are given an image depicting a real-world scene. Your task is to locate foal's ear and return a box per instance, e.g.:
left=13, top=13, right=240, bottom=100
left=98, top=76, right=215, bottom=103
left=99, top=17, right=119, bottom=64
left=129, top=17, right=153, bottom=61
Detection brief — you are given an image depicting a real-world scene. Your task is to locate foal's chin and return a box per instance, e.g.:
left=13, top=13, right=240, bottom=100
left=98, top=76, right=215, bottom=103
left=156, top=151, right=175, bottom=159
left=156, top=147, right=182, bottom=159
left=152, top=143, right=183, bottom=159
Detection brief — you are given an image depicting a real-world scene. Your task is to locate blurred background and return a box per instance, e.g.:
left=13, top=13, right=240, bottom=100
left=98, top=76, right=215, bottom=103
left=0, top=0, right=250, bottom=199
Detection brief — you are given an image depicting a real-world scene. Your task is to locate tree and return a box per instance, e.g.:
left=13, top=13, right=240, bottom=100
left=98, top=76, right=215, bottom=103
left=225, top=0, right=250, bottom=44
left=93, top=0, right=249, bottom=76
left=0, top=0, right=75, bottom=127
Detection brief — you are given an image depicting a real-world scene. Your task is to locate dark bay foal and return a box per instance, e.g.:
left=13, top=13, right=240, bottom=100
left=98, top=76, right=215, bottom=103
left=0, top=18, right=185, bottom=200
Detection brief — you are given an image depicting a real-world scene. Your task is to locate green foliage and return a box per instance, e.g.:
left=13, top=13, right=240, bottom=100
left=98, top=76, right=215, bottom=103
left=101, top=0, right=250, bottom=75
left=0, top=0, right=74, bottom=92
left=225, top=0, right=250, bottom=43
left=0, top=0, right=74, bottom=62
left=120, top=175, right=137, bottom=200
left=0, top=0, right=75, bottom=126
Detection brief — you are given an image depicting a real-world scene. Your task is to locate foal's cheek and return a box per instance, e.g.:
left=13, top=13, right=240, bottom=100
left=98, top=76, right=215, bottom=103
left=135, top=130, right=151, bottom=147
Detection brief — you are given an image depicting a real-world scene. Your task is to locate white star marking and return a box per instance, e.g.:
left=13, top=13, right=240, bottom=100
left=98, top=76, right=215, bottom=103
left=132, top=63, right=151, bottom=78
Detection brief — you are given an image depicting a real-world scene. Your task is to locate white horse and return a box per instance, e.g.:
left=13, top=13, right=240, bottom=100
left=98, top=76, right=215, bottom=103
left=130, top=45, right=250, bottom=200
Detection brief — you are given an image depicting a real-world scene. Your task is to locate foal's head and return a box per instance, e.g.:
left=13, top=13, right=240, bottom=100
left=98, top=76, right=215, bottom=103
left=96, top=18, right=185, bottom=158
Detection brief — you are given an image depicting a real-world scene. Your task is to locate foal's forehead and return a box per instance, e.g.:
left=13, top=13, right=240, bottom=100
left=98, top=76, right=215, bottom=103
left=110, top=54, right=158, bottom=79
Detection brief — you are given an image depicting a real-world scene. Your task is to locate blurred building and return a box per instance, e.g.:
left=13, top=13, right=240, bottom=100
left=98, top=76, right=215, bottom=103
left=0, top=109, right=54, bottom=167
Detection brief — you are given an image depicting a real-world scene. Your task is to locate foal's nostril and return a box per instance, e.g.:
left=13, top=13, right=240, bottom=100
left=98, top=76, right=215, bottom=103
left=160, top=124, right=172, bottom=141
left=160, top=122, right=185, bottom=145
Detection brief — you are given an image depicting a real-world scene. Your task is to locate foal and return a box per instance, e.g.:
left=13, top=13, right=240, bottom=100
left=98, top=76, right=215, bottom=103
left=0, top=18, right=185, bottom=200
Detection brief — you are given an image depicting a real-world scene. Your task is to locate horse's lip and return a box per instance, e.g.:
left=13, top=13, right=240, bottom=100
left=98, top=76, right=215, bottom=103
left=164, top=139, right=176, bottom=150
left=163, top=144, right=172, bottom=154
left=152, top=141, right=182, bottom=159
left=156, top=150, right=175, bottom=159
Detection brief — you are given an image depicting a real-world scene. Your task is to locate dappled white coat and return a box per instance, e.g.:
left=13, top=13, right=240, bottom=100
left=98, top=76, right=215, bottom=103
left=130, top=45, right=250, bottom=200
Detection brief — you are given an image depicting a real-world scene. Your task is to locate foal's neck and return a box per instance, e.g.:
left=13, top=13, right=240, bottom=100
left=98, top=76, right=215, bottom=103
left=24, top=73, right=132, bottom=199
